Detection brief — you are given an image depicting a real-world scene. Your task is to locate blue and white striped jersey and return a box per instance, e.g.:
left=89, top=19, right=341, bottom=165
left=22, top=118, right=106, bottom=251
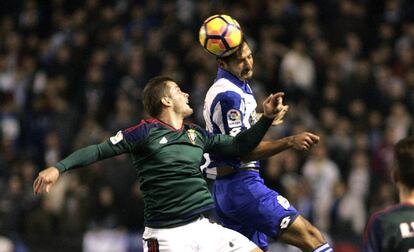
left=202, top=67, right=259, bottom=178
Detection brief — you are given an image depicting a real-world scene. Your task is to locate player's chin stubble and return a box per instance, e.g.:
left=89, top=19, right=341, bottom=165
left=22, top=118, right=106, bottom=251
left=241, top=69, right=253, bottom=79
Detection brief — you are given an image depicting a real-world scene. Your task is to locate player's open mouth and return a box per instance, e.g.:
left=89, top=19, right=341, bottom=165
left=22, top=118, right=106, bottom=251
left=242, top=69, right=251, bottom=75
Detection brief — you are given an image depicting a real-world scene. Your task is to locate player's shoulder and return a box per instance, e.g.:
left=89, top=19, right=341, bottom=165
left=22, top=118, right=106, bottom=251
left=184, top=123, right=211, bottom=138
left=123, top=119, right=159, bottom=132
left=378, top=203, right=414, bottom=217
left=364, top=203, right=414, bottom=249
left=206, top=78, right=243, bottom=97
left=122, top=119, right=163, bottom=142
left=206, top=79, right=243, bottom=102
left=214, top=77, right=235, bottom=87
left=364, top=207, right=387, bottom=244
left=366, top=204, right=404, bottom=229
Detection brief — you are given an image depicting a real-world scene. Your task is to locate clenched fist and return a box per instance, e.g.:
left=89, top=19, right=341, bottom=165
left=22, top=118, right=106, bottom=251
left=289, top=132, right=320, bottom=151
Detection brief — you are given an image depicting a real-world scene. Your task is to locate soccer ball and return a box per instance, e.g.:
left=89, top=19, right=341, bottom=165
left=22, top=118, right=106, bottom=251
left=199, top=14, right=243, bottom=57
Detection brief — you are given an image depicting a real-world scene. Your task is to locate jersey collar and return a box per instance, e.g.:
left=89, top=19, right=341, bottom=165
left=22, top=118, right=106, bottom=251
left=148, top=118, right=184, bottom=131
left=216, top=67, right=253, bottom=94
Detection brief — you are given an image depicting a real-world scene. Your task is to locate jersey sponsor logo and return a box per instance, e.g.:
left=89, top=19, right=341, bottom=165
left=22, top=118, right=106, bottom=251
left=277, top=195, right=291, bottom=210
left=110, top=131, right=124, bottom=144
left=227, top=109, right=242, bottom=128
left=159, top=137, right=168, bottom=144
left=400, top=222, right=414, bottom=238
left=187, top=129, right=197, bottom=144
left=280, top=216, right=291, bottom=229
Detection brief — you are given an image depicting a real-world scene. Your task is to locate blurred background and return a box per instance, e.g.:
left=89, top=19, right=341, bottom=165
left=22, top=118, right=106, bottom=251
left=0, top=0, right=413, bottom=251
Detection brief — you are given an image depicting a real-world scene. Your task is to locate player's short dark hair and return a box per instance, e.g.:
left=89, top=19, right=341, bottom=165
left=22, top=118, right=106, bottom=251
left=143, top=76, right=175, bottom=117
left=218, top=38, right=249, bottom=63
left=394, top=136, right=414, bottom=188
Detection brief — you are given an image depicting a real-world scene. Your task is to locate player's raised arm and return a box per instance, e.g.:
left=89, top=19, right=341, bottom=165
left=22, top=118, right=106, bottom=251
left=205, top=93, right=284, bottom=157
left=233, top=93, right=284, bottom=154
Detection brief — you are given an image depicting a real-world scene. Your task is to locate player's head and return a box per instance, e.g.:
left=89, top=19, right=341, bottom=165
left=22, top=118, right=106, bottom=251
left=217, top=39, right=253, bottom=81
left=393, top=136, right=414, bottom=189
left=143, top=76, right=193, bottom=118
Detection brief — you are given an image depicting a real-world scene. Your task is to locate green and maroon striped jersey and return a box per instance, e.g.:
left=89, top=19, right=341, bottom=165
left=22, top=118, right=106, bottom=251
left=364, top=203, right=414, bottom=252
left=56, top=116, right=272, bottom=228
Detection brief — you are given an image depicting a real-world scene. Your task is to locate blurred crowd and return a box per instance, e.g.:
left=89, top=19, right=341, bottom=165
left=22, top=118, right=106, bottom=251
left=0, top=0, right=413, bottom=251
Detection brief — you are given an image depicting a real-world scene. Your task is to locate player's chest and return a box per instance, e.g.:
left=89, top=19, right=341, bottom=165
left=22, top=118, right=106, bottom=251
left=240, top=94, right=257, bottom=113
left=239, top=94, right=257, bottom=125
left=142, top=129, right=204, bottom=156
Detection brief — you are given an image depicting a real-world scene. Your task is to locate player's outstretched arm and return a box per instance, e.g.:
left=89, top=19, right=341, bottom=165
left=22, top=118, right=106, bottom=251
left=225, top=93, right=286, bottom=156
left=206, top=93, right=282, bottom=157
left=241, top=132, right=320, bottom=162
left=33, top=140, right=129, bottom=195
left=33, top=167, right=60, bottom=195
left=233, top=93, right=284, bottom=153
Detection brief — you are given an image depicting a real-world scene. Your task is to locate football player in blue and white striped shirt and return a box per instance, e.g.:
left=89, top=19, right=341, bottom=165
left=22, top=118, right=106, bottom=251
left=203, top=39, right=333, bottom=252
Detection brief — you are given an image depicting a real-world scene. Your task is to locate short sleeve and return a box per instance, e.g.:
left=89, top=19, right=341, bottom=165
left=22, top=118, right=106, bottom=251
left=210, top=91, right=245, bottom=135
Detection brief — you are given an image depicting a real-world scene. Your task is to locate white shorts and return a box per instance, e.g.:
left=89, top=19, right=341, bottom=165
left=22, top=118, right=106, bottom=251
left=142, top=216, right=257, bottom=252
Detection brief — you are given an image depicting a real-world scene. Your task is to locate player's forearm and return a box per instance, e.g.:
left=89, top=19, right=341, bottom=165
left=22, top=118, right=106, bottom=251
left=234, top=115, right=273, bottom=155
left=241, top=137, right=293, bottom=162
left=55, top=141, right=117, bottom=173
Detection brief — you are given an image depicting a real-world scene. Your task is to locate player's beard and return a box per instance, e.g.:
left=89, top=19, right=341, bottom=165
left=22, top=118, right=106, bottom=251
left=240, top=67, right=253, bottom=80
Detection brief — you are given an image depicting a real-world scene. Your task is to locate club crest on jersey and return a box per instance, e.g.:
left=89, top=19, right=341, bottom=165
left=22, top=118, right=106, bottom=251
left=227, top=109, right=242, bottom=128
left=187, top=129, right=197, bottom=144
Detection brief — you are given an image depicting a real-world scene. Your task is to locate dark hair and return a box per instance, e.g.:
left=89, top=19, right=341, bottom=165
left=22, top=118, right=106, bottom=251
left=143, top=76, right=175, bottom=117
left=217, top=38, right=248, bottom=63
left=394, top=136, right=414, bottom=188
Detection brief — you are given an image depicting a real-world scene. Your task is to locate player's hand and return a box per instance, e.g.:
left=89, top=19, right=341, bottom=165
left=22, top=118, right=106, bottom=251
left=271, top=101, right=288, bottom=125
left=289, top=132, right=320, bottom=151
left=262, top=92, right=285, bottom=119
left=33, top=167, right=60, bottom=195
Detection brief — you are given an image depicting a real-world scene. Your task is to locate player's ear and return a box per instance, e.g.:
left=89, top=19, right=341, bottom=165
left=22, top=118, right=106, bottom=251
left=161, top=97, right=172, bottom=107
left=217, top=58, right=227, bottom=69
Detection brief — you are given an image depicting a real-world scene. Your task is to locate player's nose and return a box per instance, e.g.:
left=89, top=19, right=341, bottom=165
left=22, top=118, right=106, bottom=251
left=246, top=59, right=253, bottom=69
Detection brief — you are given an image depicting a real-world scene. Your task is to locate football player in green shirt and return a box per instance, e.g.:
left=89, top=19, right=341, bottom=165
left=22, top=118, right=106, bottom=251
left=33, top=76, right=318, bottom=252
left=364, top=136, right=414, bottom=252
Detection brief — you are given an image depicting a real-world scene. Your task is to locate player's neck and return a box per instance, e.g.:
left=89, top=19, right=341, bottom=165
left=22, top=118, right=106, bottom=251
left=158, top=111, right=184, bottom=130
left=399, top=186, right=414, bottom=205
